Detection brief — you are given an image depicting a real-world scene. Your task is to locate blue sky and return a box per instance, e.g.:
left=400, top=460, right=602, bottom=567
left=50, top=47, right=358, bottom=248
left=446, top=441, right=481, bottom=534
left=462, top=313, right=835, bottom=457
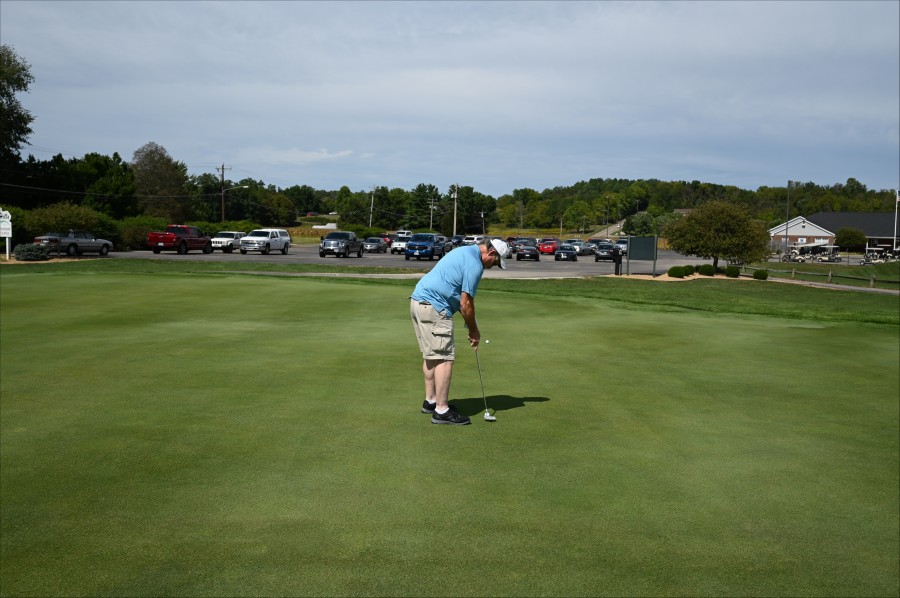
left=2, top=0, right=898, bottom=197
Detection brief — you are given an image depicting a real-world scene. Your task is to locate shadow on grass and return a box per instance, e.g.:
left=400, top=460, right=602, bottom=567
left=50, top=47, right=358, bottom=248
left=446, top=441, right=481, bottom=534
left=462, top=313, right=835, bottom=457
left=451, top=394, right=550, bottom=416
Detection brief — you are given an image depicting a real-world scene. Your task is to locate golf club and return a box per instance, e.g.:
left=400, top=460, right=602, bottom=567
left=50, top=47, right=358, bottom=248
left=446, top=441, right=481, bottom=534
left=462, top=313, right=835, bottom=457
left=475, top=343, right=496, bottom=421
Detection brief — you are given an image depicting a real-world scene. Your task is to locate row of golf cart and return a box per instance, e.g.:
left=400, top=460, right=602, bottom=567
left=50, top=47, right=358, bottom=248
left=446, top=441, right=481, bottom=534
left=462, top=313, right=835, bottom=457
left=781, top=243, right=842, bottom=263
left=859, top=247, right=900, bottom=265
left=780, top=242, right=899, bottom=265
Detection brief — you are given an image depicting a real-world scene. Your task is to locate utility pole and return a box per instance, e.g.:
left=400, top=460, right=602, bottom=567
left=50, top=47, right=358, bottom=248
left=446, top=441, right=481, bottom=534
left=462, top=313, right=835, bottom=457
left=430, top=195, right=438, bottom=230
left=452, top=184, right=458, bottom=237
left=218, top=163, right=232, bottom=222
left=784, top=180, right=791, bottom=255
left=369, top=187, right=374, bottom=228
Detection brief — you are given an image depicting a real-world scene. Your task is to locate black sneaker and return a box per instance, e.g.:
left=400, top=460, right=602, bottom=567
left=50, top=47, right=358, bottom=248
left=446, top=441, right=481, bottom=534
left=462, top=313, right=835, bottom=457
left=421, top=400, right=436, bottom=414
left=431, top=405, right=471, bottom=425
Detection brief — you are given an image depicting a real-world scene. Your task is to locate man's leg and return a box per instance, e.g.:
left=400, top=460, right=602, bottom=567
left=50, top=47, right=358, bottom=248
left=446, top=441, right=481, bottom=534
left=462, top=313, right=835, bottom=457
left=424, top=358, right=453, bottom=411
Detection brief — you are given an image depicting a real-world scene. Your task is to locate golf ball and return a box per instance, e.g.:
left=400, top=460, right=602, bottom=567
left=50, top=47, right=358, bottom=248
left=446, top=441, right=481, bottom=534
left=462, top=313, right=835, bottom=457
left=485, top=339, right=490, bottom=344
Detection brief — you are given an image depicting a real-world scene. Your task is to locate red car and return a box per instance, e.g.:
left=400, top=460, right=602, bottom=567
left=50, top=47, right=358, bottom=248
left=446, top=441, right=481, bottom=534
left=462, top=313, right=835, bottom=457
left=537, top=238, right=560, bottom=254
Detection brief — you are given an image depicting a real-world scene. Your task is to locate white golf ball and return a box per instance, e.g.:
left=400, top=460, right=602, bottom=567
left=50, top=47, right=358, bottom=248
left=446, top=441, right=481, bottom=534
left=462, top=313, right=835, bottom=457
left=485, top=339, right=490, bottom=344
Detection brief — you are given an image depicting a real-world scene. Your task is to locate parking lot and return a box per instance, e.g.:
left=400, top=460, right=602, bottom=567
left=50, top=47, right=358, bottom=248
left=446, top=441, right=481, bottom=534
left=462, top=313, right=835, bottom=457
left=112, top=244, right=711, bottom=279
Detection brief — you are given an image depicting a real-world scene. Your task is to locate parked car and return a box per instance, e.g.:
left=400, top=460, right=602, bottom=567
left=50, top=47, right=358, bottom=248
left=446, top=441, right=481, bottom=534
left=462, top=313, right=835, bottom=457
left=593, top=242, right=616, bottom=261
left=515, top=244, right=540, bottom=261
left=568, top=240, right=594, bottom=256
left=538, top=238, right=560, bottom=254
left=615, top=238, right=629, bottom=255
left=391, top=235, right=411, bottom=254
left=435, top=235, right=453, bottom=255
left=462, top=235, right=485, bottom=246
left=512, top=237, right=538, bottom=253
left=34, top=230, right=114, bottom=256
left=450, top=235, right=465, bottom=247
left=240, top=228, right=292, bottom=255
left=363, top=237, right=388, bottom=253
left=554, top=243, right=578, bottom=261
left=405, top=233, right=446, bottom=260
left=211, top=231, right=246, bottom=253
left=147, top=225, right=212, bottom=254
left=319, top=231, right=363, bottom=258
left=395, top=229, right=413, bottom=237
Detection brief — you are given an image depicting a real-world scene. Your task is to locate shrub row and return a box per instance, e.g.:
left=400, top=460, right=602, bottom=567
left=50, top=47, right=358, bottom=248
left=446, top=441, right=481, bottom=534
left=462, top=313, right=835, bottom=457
left=666, top=264, right=765, bottom=280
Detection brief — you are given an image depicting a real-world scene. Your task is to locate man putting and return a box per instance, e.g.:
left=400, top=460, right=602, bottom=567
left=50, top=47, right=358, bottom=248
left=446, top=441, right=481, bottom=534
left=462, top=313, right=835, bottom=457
left=410, top=237, right=507, bottom=425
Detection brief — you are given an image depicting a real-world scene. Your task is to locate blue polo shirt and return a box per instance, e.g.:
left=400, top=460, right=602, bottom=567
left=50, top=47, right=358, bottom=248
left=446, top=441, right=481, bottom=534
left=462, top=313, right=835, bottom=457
left=411, top=244, right=484, bottom=316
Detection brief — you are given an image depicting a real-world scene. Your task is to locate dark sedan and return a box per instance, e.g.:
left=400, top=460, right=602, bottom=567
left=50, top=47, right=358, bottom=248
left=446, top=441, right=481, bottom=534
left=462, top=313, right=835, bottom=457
left=363, top=237, right=388, bottom=253
left=515, top=244, right=540, bottom=261
left=593, top=242, right=616, bottom=261
left=554, top=243, right=578, bottom=261
left=512, top=237, right=538, bottom=253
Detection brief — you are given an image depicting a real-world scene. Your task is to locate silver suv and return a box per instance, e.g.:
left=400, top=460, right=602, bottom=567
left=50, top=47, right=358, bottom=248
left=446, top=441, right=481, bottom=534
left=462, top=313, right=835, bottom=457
left=239, top=228, right=292, bottom=255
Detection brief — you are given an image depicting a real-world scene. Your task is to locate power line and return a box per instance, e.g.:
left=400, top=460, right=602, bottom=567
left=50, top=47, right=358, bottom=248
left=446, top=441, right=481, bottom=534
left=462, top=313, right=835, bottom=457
left=0, top=182, right=217, bottom=200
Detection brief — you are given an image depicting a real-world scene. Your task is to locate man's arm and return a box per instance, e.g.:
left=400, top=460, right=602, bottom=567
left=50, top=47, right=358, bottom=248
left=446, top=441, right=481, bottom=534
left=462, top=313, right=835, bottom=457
left=459, top=291, right=480, bottom=348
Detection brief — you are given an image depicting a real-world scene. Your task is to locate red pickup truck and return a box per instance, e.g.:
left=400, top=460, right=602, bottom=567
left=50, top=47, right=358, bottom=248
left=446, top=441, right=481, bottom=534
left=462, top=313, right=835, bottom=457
left=147, top=225, right=213, bottom=254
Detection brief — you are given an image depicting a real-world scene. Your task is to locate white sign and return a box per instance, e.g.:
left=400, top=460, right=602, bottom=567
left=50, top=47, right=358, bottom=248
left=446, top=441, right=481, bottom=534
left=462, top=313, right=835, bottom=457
left=0, top=222, right=10, bottom=237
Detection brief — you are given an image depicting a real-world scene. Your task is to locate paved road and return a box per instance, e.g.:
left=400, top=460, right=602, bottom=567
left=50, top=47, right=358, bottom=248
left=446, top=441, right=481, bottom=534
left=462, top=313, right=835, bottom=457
left=111, top=245, right=712, bottom=279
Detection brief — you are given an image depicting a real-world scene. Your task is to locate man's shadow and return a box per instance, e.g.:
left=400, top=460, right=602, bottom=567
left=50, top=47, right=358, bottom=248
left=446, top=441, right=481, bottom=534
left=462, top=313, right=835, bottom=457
left=452, top=395, right=550, bottom=416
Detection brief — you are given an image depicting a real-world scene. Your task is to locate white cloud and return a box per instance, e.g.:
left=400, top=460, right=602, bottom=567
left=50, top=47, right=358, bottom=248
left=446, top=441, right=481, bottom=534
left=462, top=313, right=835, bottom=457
left=2, top=0, right=897, bottom=196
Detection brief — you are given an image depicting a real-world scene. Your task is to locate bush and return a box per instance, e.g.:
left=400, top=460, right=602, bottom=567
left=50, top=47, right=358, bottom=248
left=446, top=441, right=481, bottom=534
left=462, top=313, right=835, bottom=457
left=24, top=202, right=119, bottom=245
left=753, top=269, right=769, bottom=280
left=724, top=265, right=741, bottom=278
left=698, top=264, right=716, bottom=276
left=667, top=266, right=686, bottom=278
left=14, top=243, right=51, bottom=261
left=118, top=215, right=167, bottom=251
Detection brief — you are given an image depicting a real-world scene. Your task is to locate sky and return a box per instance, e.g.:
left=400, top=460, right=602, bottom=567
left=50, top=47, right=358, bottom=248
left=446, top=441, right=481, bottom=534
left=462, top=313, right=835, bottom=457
left=1, top=0, right=898, bottom=198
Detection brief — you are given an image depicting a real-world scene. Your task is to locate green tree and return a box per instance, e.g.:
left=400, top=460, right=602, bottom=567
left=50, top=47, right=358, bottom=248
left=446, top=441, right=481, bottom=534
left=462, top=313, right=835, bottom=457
left=258, top=187, right=296, bottom=226
left=0, top=45, right=35, bottom=163
left=623, top=211, right=656, bottom=236
left=24, top=202, right=119, bottom=244
left=284, top=184, right=320, bottom=216
left=407, top=184, right=441, bottom=230
left=79, top=153, right=138, bottom=219
left=385, top=187, right=411, bottom=230
left=663, top=201, right=769, bottom=270
left=130, top=142, right=190, bottom=221
left=564, top=200, right=593, bottom=233
left=835, top=227, right=868, bottom=252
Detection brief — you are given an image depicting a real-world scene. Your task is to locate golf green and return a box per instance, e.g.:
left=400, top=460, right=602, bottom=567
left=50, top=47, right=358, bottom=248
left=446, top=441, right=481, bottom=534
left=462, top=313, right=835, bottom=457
left=1, top=270, right=897, bottom=596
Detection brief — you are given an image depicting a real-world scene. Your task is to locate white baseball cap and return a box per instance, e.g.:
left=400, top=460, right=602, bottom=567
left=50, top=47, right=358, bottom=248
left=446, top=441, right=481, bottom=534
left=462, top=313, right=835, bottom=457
left=489, top=238, right=508, bottom=269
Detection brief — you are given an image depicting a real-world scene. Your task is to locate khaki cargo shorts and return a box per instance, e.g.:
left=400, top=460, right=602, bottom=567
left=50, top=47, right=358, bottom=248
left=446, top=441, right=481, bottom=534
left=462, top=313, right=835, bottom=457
left=410, top=299, right=455, bottom=360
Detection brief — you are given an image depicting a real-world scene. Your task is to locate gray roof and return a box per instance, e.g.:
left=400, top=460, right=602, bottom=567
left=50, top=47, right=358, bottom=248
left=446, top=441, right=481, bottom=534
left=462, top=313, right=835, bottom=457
left=806, top=212, right=897, bottom=238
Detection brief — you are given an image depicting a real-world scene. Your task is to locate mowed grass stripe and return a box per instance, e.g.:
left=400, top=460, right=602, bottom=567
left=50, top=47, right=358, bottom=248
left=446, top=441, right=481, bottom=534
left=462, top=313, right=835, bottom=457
left=1, top=271, right=897, bottom=596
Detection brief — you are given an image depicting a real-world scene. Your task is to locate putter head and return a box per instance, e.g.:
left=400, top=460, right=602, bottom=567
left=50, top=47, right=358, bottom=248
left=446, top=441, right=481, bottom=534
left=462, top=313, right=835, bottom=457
left=484, top=411, right=496, bottom=422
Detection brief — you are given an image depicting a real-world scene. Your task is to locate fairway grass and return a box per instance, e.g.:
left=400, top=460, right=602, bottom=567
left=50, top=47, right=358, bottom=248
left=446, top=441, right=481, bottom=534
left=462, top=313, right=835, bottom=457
left=1, top=268, right=898, bottom=596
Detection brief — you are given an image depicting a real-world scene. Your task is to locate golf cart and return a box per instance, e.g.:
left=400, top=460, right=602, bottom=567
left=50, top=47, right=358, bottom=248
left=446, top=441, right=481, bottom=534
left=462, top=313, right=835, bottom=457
left=814, top=245, right=842, bottom=263
left=860, top=248, right=886, bottom=265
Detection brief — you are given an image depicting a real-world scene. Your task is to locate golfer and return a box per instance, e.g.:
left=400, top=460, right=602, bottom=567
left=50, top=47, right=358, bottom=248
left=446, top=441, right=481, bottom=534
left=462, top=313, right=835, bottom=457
left=410, top=237, right=508, bottom=425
